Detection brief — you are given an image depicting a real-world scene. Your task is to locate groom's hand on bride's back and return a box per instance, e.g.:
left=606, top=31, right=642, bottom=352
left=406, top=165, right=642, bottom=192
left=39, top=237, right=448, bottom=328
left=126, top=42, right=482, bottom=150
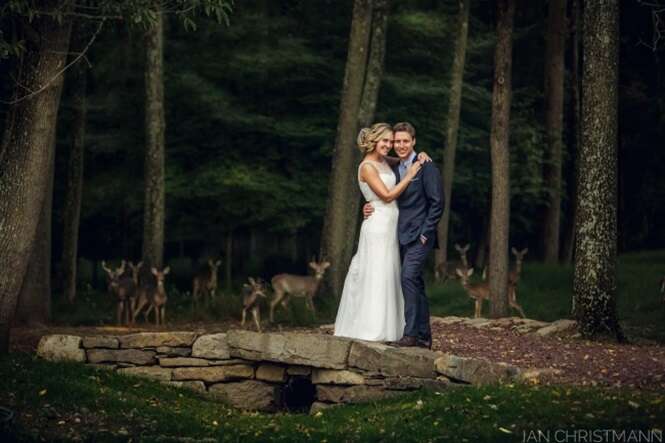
left=363, top=203, right=374, bottom=219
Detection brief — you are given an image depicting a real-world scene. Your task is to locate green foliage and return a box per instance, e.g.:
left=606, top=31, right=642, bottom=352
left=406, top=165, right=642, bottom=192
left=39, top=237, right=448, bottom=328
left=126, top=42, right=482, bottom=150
left=2, top=352, right=664, bottom=441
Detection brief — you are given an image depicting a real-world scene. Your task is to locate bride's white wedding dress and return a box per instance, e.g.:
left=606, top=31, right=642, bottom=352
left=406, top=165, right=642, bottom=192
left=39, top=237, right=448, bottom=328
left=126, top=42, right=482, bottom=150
left=334, top=160, right=405, bottom=342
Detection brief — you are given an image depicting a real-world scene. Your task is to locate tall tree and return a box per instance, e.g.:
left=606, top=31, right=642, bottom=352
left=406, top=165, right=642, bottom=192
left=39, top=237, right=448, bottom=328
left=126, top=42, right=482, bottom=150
left=488, top=0, right=515, bottom=318
left=61, top=20, right=89, bottom=303
left=434, top=0, right=471, bottom=280
left=143, top=8, right=166, bottom=269
left=561, top=0, right=581, bottom=264
left=573, top=0, right=624, bottom=341
left=319, top=0, right=373, bottom=298
left=357, top=0, right=389, bottom=128
left=0, top=3, right=73, bottom=353
left=541, top=0, right=567, bottom=263
left=15, top=126, right=56, bottom=325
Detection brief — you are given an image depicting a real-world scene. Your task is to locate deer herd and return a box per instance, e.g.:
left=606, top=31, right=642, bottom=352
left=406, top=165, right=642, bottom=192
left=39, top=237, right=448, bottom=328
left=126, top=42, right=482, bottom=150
left=104, top=245, right=665, bottom=329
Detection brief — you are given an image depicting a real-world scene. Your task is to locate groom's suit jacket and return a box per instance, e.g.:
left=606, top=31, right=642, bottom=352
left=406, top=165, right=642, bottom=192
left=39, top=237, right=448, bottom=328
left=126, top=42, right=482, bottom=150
left=392, top=153, right=444, bottom=249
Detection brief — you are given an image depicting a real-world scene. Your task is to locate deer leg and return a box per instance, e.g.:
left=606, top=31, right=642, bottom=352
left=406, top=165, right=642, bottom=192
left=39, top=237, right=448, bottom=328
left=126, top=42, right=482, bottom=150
left=270, top=291, right=283, bottom=322
left=241, top=308, right=247, bottom=327
left=475, top=299, right=482, bottom=318
left=253, top=308, right=261, bottom=333
left=306, top=296, right=316, bottom=318
left=161, top=306, right=166, bottom=326
left=116, top=301, right=123, bottom=325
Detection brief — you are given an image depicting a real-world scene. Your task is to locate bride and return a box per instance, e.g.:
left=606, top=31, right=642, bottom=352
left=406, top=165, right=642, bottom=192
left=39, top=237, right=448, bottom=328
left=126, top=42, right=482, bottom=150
left=334, top=123, right=423, bottom=342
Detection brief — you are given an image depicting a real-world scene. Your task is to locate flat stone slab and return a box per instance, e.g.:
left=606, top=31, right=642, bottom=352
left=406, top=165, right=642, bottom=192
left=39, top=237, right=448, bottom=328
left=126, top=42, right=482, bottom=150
left=156, top=346, right=192, bottom=357
left=227, top=330, right=351, bottom=369
left=119, top=332, right=198, bottom=348
left=158, top=357, right=210, bottom=367
left=87, top=349, right=156, bottom=365
left=311, top=369, right=365, bottom=385
left=81, top=336, right=119, bottom=349
left=37, top=335, right=85, bottom=362
left=535, top=319, right=577, bottom=336
left=172, top=365, right=254, bottom=383
left=209, top=380, right=282, bottom=411
left=118, top=366, right=173, bottom=382
left=348, top=341, right=438, bottom=378
left=191, top=333, right=230, bottom=360
left=435, top=354, right=519, bottom=385
left=256, top=364, right=287, bottom=383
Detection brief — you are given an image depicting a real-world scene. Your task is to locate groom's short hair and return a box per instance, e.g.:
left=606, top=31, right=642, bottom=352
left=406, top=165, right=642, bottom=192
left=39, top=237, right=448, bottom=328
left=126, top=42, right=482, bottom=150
left=393, top=122, right=416, bottom=138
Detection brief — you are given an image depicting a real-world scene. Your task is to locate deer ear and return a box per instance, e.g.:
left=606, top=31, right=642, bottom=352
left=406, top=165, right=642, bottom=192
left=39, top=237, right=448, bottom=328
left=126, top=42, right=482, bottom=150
left=216, top=260, right=221, bottom=266
left=323, top=261, right=331, bottom=269
left=151, top=267, right=158, bottom=275
left=308, top=262, right=316, bottom=269
left=248, top=277, right=256, bottom=285
left=511, top=247, right=517, bottom=255
left=455, top=268, right=463, bottom=277
left=522, top=248, right=528, bottom=254
left=163, top=267, right=170, bottom=274
left=138, top=261, right=144, bottom=268
left=462, top=244, right=470, bottom=251
left=468, top=268, right=474, bottom=277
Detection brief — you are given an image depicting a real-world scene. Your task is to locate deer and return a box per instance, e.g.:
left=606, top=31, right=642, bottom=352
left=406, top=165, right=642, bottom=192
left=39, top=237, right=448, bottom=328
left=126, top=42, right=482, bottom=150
left=434, top=243, right=471, bottom=283
left=456, top=267, right=526, bottom=319
left=660, top=276, right=665, bottom=302
left=126, top=260, right=153, bottom=325
left=192, top=259, right=222, bottom=308
left=270, top=260, right=331, bottom=322
left=131, top=265, right=170, bottom=326
left=241, top=277, right=268, bottom=332
left=507, top=247, right=528, bottom=318
left=101, top=260, right=136, bottom=325
left=456, top=268, right=490, bottom=318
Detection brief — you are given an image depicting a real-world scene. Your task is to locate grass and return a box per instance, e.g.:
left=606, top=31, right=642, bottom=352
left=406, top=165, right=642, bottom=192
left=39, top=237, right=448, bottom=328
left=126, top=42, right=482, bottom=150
left=1, top=353, right=663, bottom=442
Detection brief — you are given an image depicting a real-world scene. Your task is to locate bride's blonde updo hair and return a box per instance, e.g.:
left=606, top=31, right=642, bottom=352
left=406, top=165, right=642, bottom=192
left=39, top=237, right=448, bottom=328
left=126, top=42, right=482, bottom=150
left=357, top=122, right=392, bottom=154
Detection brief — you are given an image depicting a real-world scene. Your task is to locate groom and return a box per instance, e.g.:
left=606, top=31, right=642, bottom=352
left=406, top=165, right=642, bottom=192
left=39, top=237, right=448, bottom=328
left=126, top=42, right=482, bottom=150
left=364, top=122, right=444, bottom=348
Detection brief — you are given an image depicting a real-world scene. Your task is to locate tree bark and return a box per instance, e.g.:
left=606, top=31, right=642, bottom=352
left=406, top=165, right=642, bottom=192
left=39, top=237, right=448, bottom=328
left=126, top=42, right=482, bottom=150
left=541, top=0, right=567, bottom=263
left=561, top=0, right=581, bottom=264
left=434, top=0, right=471, bottom=280
left=357, top=0, right=388, bottom=129
left=0, top=5, right=72, bottom=353
left=573, top=0, right=624, bottom=341
left=61, top=20, right=89, bottom=304
left=142, top=9, right=166, bottom=269
left=15, top=126, right=56, bottom=325
left=488, top=0, right=515, bottom=318
left=319, top=0, right=373, bottom=298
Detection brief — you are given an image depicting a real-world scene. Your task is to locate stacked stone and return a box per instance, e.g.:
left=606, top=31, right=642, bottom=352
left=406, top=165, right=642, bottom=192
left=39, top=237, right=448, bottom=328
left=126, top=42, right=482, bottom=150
left=37, top=330, right=525, bottom=413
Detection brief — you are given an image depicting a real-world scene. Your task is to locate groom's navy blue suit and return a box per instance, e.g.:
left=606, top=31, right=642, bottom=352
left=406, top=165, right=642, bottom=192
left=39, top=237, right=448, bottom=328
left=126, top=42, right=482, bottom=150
left=392, top=153, right=444, bottom=343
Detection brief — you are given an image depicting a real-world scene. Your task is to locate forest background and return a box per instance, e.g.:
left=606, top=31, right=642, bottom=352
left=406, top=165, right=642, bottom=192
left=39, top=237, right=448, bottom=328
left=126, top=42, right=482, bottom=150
left=0, top=0, right=663, bottom=298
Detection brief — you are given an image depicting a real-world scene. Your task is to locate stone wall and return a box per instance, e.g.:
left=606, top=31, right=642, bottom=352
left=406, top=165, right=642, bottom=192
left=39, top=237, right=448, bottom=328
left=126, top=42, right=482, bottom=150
left=37, top=329, right=524, bottom=413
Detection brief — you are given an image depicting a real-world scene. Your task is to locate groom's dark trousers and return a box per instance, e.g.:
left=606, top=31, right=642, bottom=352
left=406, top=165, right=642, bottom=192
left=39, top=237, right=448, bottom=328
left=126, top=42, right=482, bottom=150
left=400, top=238, right=435, bottom=340
left=394, top=155, right=444, bottom=342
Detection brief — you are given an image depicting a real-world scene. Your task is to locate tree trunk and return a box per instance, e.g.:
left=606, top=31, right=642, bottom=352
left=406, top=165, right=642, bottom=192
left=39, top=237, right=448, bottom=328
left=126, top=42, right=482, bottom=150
left=357, top=0, right=388, bottom=128
left=434, top=0, right=471, bottom=280
left=0, top=6, right=72, bottom=353
left=319, top=0, right=373, bottom=298
left=561, top=0, right=581, bottom=264
left=541, top=0, right=567, bottom=263
left=142, top=10, right=166, bottom=269
left=15, top=127, right=56, bottom=325
left=573, top=0, right=624, bottom=341
left=61, top=20, right=89, bottom=304
left=488, top=0, right=515, bottom=318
